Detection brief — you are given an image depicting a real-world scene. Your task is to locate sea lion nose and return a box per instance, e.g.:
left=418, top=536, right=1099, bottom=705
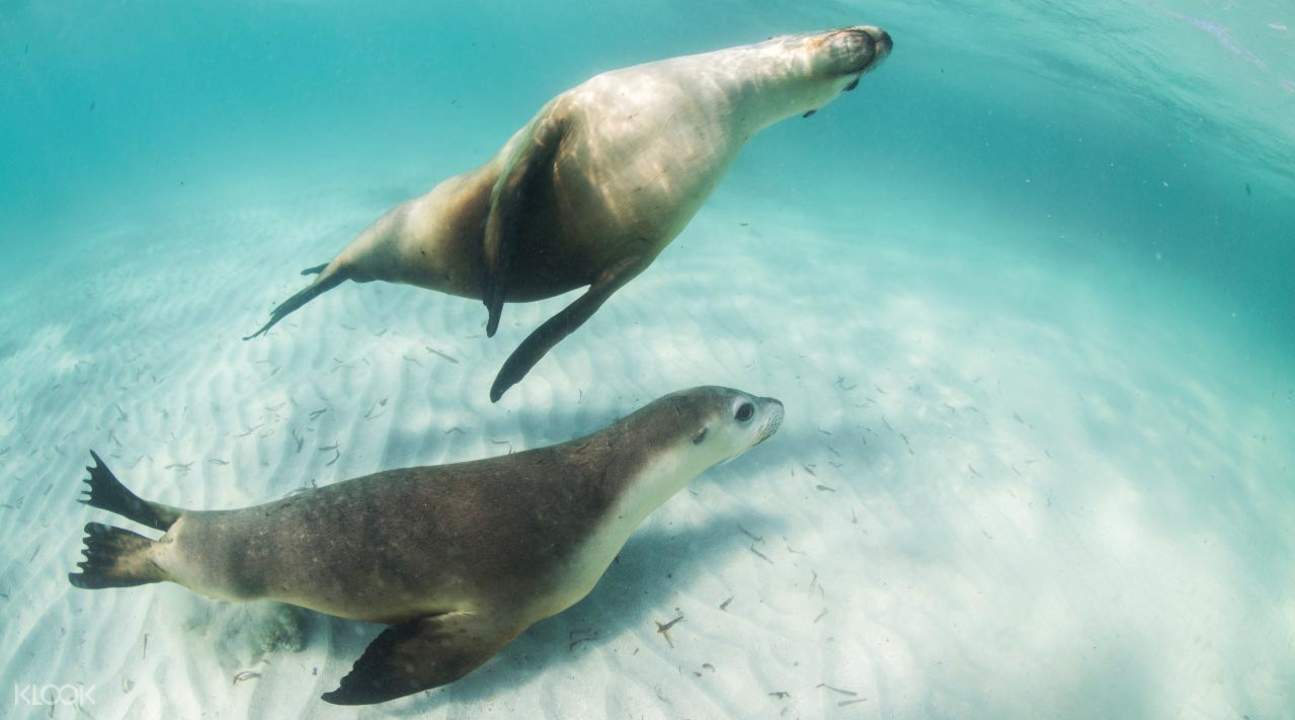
left=756, top=397, right=785, bottom=443
left=878, top=31, right=893, bottom=55
left=863, top=27, right=892, bottom=57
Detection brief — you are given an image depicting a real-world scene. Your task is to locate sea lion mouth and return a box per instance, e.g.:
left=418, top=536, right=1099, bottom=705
left=754, top=398, right=785, bottom=445
left=871, top=28, right=894, bottom=59
left=840, top=26, right=893, bottom=78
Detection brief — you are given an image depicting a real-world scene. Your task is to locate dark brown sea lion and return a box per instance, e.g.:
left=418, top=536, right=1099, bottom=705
left=68, top=386, right=784, bottom=704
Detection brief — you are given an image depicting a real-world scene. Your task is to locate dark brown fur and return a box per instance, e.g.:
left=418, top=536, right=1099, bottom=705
left=68, top=387, right=772, bottom=704
left=174, top=389, right=712, bottom=618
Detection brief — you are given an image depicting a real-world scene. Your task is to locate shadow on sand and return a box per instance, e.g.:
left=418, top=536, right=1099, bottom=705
left=313, top=502, right=785, bottom=714
left=292, top=401, right=867, bottom=711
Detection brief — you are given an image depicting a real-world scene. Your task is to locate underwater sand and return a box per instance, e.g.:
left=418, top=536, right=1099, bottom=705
left=0, top=187, right=1290, bottom=719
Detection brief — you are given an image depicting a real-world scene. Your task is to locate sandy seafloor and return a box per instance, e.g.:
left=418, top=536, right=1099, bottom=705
left=0, top=180, right=1291, bottom=719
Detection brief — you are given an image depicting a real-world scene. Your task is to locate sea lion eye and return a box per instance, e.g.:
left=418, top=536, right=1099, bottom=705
left=692, top=427, right=708, bottom=444
left=734, top=402, right=755, bottom=423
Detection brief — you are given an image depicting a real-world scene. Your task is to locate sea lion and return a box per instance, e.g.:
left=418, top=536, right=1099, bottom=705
left=68, top=386, right=784, bottom=705
left=244, top=26, right=892, bottom=401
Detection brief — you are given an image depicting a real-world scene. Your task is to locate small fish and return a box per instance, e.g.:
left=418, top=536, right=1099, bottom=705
left=425, top=346, right=460, bottom=364
left=655, top=614, right=684, bottom=647
left=232, top=670, right=261, bottom=685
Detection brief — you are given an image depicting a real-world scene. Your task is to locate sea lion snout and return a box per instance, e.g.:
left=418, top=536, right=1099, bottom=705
left=861, top=26, right=894, bottom=57
left=754, top=397, right=785, bottom=446
left=829, top=25, right=892, bottom=77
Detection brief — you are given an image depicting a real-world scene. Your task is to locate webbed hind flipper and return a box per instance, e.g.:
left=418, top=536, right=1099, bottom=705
left=68, top=522, right=167, bottom=589
left=490, top=254, right=648, bottom=402
left=482, top=114, right=568, bottom=338
left=243, top=266, right=348, bottom=340
left=80, top=450, right=180, bottom=531
left=322, top=612, right=517, bottom=705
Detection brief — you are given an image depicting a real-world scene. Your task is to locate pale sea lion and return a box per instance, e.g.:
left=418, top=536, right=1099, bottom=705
left=244, top=26, right=892, bottom=401
left=68, top=386, right=784, bottom=704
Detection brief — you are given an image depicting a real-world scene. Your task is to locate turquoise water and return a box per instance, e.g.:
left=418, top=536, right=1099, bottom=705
left=5, top=1, right=1293, bottom=343
left=2, top=2, right=1293, bottom=719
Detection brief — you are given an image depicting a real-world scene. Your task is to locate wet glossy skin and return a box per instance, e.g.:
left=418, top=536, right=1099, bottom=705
left=319, top=26, right=893, bottom=301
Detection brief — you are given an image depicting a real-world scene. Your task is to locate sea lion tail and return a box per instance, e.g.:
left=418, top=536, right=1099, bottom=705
left=243, top=266, right=348, bottom=340
left=68, top=522, right=168, bottom=589
left=79, top=450, right=180, bottom=532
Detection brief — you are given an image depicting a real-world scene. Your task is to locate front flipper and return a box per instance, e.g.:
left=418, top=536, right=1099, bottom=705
left=322, top=612, right=516, bottom=706
left=490, top=254, right=648, bottom=402
left=482, top=114, right=568, bottom=338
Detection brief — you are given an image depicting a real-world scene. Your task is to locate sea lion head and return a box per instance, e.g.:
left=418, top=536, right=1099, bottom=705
left=637, top=386, right=785, bottom=467
left=741, top=25, right=892, bottom=125
left=808, top=25, right=893, bottom=81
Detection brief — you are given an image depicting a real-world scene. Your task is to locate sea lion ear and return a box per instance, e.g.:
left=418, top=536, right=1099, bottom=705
left=482, top=113, right=569, bottom=338
left=322, top=611, right=513, bottom=705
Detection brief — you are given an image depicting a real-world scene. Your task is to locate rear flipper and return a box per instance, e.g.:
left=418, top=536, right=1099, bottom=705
left=68, top=522, right=167, bottom=589
left=489, top=254, right=647, bottom=402
left=243, top=265, right=348, bottom=340
left=80, top=450, right=180, bottom=532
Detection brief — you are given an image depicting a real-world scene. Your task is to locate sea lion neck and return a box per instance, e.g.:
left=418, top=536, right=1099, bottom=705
left=676, top=43, right=842, bottom=135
